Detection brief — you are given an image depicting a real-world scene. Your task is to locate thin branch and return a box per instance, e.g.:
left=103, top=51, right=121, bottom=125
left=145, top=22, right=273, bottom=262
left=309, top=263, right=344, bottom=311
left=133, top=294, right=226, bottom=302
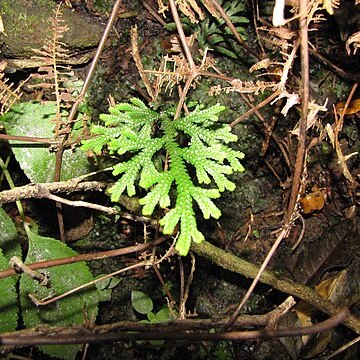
left=284, top=0, right=309, bottom=224
left=230, top=89, right=281, bottom=128
left=0, top=134, right=56, bottom=144
left=0, top=235, right=168, bottom=279
left=191, top=240, right=360, bottom=334
left=0, top=308, right=349, bottom=345
left=168, top=0, right=197, bottom=73
left=131, top=25, right=155, bottom=101
left=45, top=193, right=118, bottom=215
left=225, top=0, right=310, bottom=329
left=223, top=227, right=288, bottom=329
left=325, top=335, right=360, bottom=360
left=168, top=0, right=199, bottom=118
left=31, top=237, right=176, bottom=307
left=53, top=0, right=123, bottom=241
left=0, top=180, right=107, bottom=204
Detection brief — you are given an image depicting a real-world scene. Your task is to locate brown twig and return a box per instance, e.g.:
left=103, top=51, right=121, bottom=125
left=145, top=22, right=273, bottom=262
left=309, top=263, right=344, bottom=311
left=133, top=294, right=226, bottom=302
left=224, top=0, right=311, bottom=330
left=0, top=308, right=349, bottom=345
left=53, top=0, right=123, bottom=242
left=309, top=48, right=360, bottom=83
left=31, top=237, right=176, bottom=307
left=325, top=335, right=360, bottom=360
left=179, top=252, right=195, bottom=320
left=229, top=89, right=281, bottom=128
left=0, top=235, right=169, bottom=280
left=0, top=134, right=56, bottom=144
left=284, top=0, right=309, bottom=225
left=152, top=263, right=179, bottom=311
left=168, top=0, right=199, bottom=119
left=0, top=180, right=107, bottom=204
left=191, top=240, right=360, bottom=334
left=131, top=25, right=155, bottom=101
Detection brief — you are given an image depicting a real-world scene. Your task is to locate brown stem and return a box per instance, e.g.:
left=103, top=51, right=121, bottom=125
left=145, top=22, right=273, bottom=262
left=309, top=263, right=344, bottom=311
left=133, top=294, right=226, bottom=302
left=230, top=89, right=281, bottom=128
left=0, top=236, right=168, bottom=279
left=191, top=240, right=360, bottom=334
left=168, top=0, right=199, bottom=119
left=0, top=181, right=107, bottom=204
left=168, top=0, right=197, bottom=73
left=53, top=0, right=123, bottom=241
left=0, top=134, right=56, bottom=144
left=284, top=0, right=309, bottom=225
left=0, top=308, right=349, bottom=345
left=153, top=264, right=179, bottom=311
left=225, top=0, right=310, bottom=330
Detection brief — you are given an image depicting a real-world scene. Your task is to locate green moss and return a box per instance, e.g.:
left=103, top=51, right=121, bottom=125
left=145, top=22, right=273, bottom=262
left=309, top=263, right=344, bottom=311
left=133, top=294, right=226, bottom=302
left=0, top=0, right=103, bottom=58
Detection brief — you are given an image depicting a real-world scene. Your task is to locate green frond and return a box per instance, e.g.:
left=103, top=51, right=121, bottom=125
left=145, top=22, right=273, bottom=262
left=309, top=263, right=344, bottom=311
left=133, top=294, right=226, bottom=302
left=81, top=126, right=121, bottom=154
left=82, top=98, right=245, bottom=256
left=110, top=157, right=142, bottom=198
left=176, top=219, right=204, bottom=256
left=140, top=174, right=173, bottom=215
left=159, top=208, right=181, bottom=235
left=191, top=187, right=221, bottom=219
left=180, top=103, right=225, bottom=125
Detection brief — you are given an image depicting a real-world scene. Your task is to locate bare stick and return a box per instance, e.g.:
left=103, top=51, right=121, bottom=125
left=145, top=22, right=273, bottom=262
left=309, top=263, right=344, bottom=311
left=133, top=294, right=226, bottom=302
left=54, top=0, right=124, bottom=241
left=0, top=308, right=349, bottom=345
left=31, top=238, right=176, bottom=306
left=0, top=236, right=168, bottom=280
left=168, top=0, right=199, bottom=119
left=224, top=0, right=310, bottom=330
left=191, top=240, right=360, bottom=334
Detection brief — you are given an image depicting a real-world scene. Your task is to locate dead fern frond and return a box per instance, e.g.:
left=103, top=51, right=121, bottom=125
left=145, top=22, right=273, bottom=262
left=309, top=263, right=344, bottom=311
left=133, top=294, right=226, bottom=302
left=157, top=0, right=205, bottom=22
left=0, top=61, right=23, bottom=115
left=209, top=79, right=279, bottom=96
left=29, top=4, right=80, bottom=138
left=145, top=43, right=214, bottom=98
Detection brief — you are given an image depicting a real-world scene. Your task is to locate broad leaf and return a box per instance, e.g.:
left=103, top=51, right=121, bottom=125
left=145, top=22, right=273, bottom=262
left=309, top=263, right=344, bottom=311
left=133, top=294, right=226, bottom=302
left=131, top=290, right=153, bottom=315
left=94, top=275, right=121, bottom=302
left=0, top=248, right=18, bottom=332
left=0, top=207, right=21, bottom=259
left=20, top=232, right=99, bottom=360
left=0, top=102, right=89, bottom=183
left=0, top=207, right=21, bottom=332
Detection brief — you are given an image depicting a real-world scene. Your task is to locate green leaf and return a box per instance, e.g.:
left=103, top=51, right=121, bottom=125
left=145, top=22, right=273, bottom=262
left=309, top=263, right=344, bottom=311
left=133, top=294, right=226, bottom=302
left=1, top=102, right=89, bottom=182
left=131, top=290, right=153, bottom=315
left=154, top=307, right=175, bottom=323
left=0, top=207, right=22, bottom=260
left=20, top=232, right=99, bottom=360
left=147, top=311, right=156, bottom=322
left=94, top=275, right=121, bottom=302
left=0, top=248, right=18, bottom=333
left=0, top=208, right=21, bottom=332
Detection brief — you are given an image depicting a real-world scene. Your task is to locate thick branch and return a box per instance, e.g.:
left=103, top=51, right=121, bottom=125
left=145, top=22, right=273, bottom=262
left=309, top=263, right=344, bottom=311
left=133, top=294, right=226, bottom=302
left=0, top=309, right=348, bottom=345
left=191, top=240, right=360, bottom=334
left=0, top=180, right=107, bottom=204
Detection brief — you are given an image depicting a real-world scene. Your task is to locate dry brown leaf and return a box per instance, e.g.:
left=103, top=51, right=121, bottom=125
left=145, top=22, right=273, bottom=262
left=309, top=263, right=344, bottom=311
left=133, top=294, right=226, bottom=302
left=335, top=98, right=360, bottom=115
left=202, top=0, right=220, bottom=18
left=177, top=0, right=205, bottom=23
left=346, top=31, right=360, bottom=55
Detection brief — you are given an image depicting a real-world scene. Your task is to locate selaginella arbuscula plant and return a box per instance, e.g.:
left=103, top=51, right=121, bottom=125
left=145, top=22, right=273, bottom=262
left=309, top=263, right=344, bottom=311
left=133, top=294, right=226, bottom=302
left=81, top=98, right=245, bottom=255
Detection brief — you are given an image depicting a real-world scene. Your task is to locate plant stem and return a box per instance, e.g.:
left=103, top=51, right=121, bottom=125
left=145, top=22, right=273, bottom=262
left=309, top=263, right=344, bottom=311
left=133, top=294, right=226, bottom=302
left=191, top=240, right=360, bottom=334
left=0, top=156, right=31, bottom=238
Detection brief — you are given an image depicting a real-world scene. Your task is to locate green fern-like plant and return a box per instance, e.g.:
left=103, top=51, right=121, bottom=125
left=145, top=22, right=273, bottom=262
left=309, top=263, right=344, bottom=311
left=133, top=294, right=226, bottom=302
left=81, top=98, right=245, bottom=255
